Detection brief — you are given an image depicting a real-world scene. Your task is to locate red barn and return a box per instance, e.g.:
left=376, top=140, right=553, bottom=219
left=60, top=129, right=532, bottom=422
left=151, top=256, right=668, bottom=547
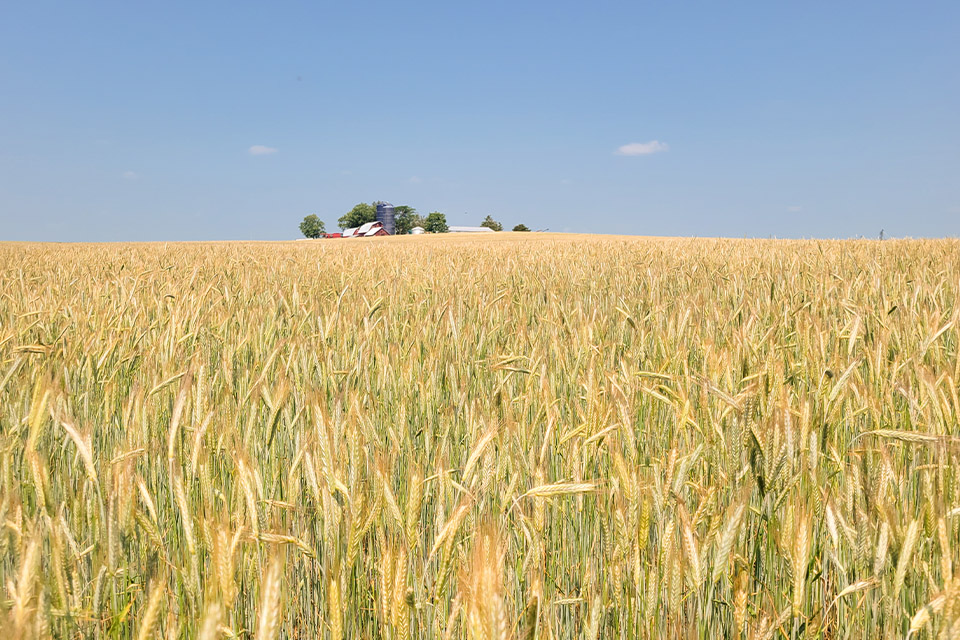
left=343, top=221, right=390, bottom=238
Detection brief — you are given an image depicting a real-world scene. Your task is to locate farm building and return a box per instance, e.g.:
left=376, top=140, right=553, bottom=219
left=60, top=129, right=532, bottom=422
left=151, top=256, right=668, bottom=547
left=375, top=202, right=396, bottom=235
left=410, top=226, right=425, bottom=235
left=449, top=226, right=495, bottom=233
left=342, top=221, right=389, bottom=238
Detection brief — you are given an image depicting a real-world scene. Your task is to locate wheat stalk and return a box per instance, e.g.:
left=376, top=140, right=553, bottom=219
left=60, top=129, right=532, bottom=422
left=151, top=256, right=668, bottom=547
left=255, top=556, right=283, bottom=640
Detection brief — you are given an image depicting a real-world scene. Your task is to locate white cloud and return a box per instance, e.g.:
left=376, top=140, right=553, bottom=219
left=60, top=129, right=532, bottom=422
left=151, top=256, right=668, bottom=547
left=248, top=145, right=278, bottom=156
left=122, top=171, right=138, bottom=180
left=616, top=140, right=669, bottom=156
left=787, top=206, right=803, bottom=212
left=408, top=176, right=422, bottom=184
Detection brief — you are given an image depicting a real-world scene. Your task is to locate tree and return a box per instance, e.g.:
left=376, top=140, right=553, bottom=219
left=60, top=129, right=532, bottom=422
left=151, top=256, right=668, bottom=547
left=512, top=223, right=530, bottom=232
left=480, top=215, right=503, bottom=231
left=338, top=203, right=377, bottom=230
left=424, top=211, right=448, bottom=233
left=299, top=214, right=325, bottom=238
left=394, top=205, right=423, bottom=235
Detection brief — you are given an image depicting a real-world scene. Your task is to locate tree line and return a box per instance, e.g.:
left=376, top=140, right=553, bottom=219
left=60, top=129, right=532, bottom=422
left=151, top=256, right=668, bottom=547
left=299, top=205, right=530, bottom=238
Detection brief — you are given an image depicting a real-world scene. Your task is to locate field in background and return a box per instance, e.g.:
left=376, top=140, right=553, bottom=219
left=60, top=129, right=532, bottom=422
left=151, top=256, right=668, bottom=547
left=1, top=236, right=959, bottom=639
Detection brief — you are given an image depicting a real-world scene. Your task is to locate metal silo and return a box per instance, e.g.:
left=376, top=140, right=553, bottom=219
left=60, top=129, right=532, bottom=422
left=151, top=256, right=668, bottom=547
left=376, top=202, right=396, bottom=235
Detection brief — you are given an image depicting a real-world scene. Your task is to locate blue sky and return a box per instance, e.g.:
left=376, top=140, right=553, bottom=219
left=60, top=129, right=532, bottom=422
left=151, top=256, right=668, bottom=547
left=1, top=1, right=958, bottom=240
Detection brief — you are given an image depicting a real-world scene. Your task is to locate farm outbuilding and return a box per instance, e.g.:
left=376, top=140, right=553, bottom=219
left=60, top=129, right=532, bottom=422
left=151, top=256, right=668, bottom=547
left=449, top=226, right=495, bottom=233
left=375, top=202, right=396, bottom=235
left=342, top=221, right=389, bottom=238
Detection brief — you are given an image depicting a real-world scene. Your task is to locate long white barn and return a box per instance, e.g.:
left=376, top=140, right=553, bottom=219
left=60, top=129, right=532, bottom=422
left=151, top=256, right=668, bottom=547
left=448, top=226, right=494, bottom=233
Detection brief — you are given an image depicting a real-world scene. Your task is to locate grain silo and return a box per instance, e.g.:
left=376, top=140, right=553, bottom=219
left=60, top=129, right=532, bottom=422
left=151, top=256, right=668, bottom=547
left=376, top=202, right=396, bottom=235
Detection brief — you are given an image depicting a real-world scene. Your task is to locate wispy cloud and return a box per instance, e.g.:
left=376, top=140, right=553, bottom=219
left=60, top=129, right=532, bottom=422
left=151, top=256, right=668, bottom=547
left=616, top=140, right=668, bottom=156
left=248, top=145, right=278, bottom=156
left=122, top=171, right=138, bottom=180
left=787, top=206, right=802, bottom=212
left=408, top=176, right=422, bottom=184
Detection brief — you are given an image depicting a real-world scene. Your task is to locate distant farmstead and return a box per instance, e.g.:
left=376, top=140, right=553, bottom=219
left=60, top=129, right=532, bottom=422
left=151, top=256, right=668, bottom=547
left=449, top=226, right=494, bottom=233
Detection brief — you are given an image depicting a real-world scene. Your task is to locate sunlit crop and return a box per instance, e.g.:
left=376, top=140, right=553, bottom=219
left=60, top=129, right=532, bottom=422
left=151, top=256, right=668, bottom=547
left=1, top=235, right=959, bottom=638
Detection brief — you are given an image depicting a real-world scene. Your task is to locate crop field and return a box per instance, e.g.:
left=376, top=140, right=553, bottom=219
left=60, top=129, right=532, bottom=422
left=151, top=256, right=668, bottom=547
left=2, top=235, right=960, bottom=639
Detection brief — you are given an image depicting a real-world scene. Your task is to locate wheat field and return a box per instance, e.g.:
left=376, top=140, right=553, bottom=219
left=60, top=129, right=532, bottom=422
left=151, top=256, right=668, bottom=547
left=1, top=235, right=959, bottom=639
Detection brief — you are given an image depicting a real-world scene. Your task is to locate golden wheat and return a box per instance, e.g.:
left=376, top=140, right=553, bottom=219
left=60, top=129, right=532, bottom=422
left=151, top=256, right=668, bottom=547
left=0, top=235, right=958, bottom=637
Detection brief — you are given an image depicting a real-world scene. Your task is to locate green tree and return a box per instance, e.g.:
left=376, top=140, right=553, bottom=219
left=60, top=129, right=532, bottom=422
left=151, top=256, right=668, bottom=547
left=299, top=214, right=326, bottom=238
left=480, top=215, right=503, bottom=232
left=424, top=211, right=448, bottom=233
left=512, top=223, right=530, bottom=232
left=338, top=203, right=377, bottom=230
left=394, top=205, right=423, bottom=235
